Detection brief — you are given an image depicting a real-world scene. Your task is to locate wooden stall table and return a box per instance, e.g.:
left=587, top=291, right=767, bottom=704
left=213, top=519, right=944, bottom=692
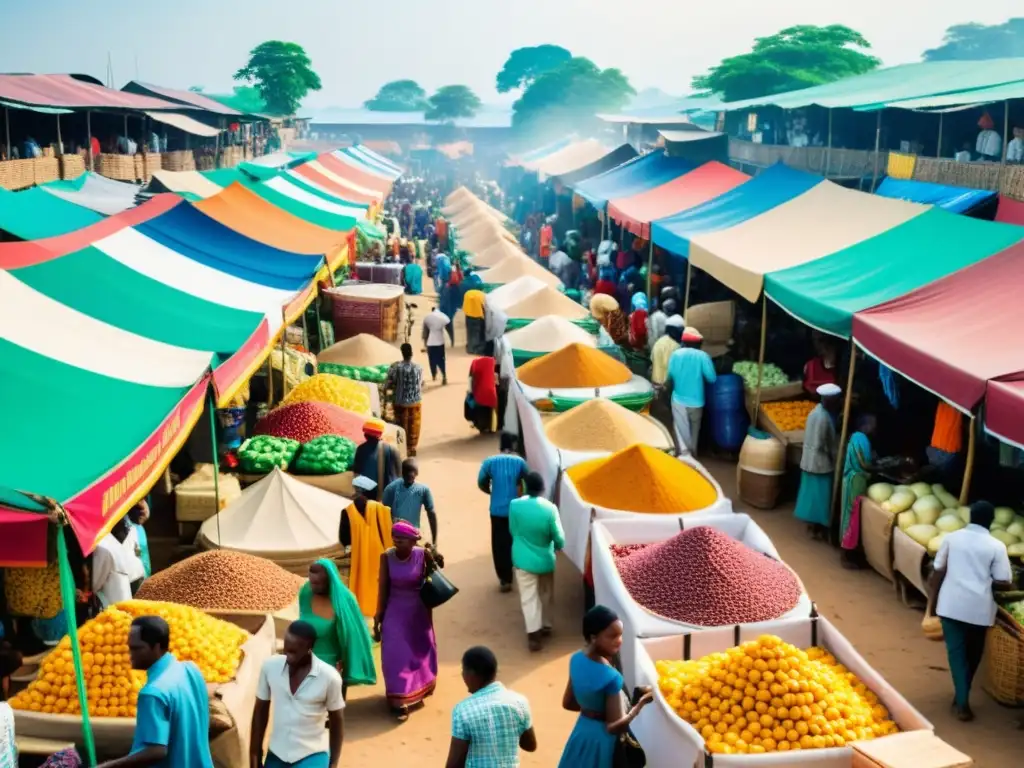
left=755, top=402, right=808, bottom=467
left=892, top=527, right=931, bottom=606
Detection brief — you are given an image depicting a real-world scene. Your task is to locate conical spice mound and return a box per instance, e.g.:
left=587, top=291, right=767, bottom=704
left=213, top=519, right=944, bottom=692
left=517, top=343, right=631, bottom=389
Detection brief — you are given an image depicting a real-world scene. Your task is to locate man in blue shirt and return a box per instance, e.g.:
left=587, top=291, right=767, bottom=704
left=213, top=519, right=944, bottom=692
left=382, top=458, right=438, bottom=544
left=665, top=327, right=717, bottom=457
left=97, top=616, right=213, bottom=768
left=477, top=434, right=529, bottom=593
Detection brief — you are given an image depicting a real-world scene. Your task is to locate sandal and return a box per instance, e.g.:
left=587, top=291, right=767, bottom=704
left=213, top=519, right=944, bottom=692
left=393, top=705, right=410, bottom=722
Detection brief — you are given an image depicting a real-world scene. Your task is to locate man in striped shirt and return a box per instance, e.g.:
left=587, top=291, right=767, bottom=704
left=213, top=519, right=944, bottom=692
left=477, top=434, right=529, bottom=593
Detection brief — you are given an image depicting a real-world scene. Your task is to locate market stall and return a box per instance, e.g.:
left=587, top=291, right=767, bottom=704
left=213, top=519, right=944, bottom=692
left=592, top=515, right=812, bottom=687
left=353, top=261, right=404, bottom=285
left=324, top=283, right=405, bottom=341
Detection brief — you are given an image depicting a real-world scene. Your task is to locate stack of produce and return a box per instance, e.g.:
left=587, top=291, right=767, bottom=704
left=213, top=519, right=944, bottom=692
left=254, top=401, right=367, bottom=444
left=5, top=561, right=62, bottom=619
left=881, top=482, right=1024, bottom=556
left=136, top=551, right=305, bottom=611
left=9, top=601, right=248, bottom=717
left=282, top=374, right=372, bottom=416
left=544, top=398, right=671, bottom=453
left=566, top=444, right=717, bottom=513
left=518, top=343, right=631, bottom=389
left=317, top=334, right=401, bottom=383
left=612, top=528, right=802, bottom=625
left=733, top=362, right=791, bottom=389
left=238, top=435, right=300, bottom=474
left=292, top=435, right=358, bottom=475
left=761, top=400, right=816, bottom=431
left=657, top=635, right=899, bottom=755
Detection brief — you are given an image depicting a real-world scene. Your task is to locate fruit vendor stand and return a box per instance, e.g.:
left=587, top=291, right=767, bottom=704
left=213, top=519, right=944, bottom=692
left=591, top=516, right=812, bottom=689
left=630, top=616, right=934, bottom=766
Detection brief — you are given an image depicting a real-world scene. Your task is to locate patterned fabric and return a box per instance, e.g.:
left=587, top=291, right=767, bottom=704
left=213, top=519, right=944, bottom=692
left=452, top=682, right=532, bottom=768
left=387, top=361, right=423, bottom=407
left=40, top=749, right=83, bottom=768
left=393, top=403, right=422, bottom=452
left=0, top=704, right=15, bottom=768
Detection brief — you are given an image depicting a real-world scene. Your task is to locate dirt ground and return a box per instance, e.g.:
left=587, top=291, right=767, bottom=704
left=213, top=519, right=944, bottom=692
left=334, top=308, right=1019, bottom=767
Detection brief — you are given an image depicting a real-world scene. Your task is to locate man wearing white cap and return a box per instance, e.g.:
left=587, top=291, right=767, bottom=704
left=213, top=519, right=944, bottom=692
left=664, top=326, right=717, bottom=456
left=794, top=383, right=843, bottom=539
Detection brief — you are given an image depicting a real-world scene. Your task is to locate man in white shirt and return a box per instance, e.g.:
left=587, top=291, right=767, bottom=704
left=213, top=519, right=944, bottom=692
left=1007, top=127, right=1024, bottom=164
left=929, top=501, right=1013, bottom=722
left=975, top=112, right=1002, bottom=161
left=92, top=533, right=133, bottom=608
left=251, top=620, right=345, bottom=768
left=422, top=306, right=451, bottom=385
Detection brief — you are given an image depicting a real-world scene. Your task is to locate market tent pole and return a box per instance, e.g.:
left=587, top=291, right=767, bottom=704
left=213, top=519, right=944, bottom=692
left=86, top=111, right=94, bottom=171
left=936, top=113, right=944, bottom=158
left=207, top=391, right=222, bottom=545
left=645, top=238, right=654, bottom=301
left=123, top=114, right=128, bottom=146
left=683, top=261, right=694, bottom=317
left=600, top=205, right=607, bottom=243
left=870, top=111, right=882, bottom=192
left=997, top=99, right=1010, bottom=190
left=751, top=295, right=768, bottom=420
left=279, top=329, right=289, bottom=399
left=959, top=415, right=978, bottom=505
left=57, top=524, right=98, bottom=767
left=3, top=107, right=9, bottom=159
left=266, top=351, right=275, bottom=405
left=831, top=341, right=858, bottom=526
left=301, top=307, right=310, bottom=351
left=824, top=109, right=833, bottom=178
left=56, top=113, right=62, bottom=155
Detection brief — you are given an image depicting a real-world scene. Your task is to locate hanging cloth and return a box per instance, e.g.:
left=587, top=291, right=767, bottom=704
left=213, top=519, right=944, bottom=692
left=346, top=500, right=394, bottom=616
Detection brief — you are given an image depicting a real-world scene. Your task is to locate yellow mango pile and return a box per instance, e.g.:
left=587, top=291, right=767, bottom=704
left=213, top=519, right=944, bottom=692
left=657, top=635, right=898, bottom=755
left=4, top=562, right=62, bottom=619
left=282, top=373, right=371, bottom=416
left=762, top=400, right=816, bottom=432
left=9, top=600, right=248, bottom=718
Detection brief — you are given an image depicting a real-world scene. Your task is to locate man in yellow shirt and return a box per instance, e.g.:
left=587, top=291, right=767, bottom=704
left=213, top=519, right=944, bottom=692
left=463, top=289, right=488, bottom=355
left=650, top=315, right=684, bottom=385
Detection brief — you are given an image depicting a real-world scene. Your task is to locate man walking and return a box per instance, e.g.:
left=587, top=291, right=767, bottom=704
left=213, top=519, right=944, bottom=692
left=478, top=434, right=529, bottom=593
left=97, top=616, right=213, bottom=767
left=251, top=621, right=345, bottom=768
left=446, top=646, right=536, bottom=768
left=665, top=326, right=717, bottom=456
left=929, top=501, right=1013, bottom=721
left=382, top=458, right=438, bottom=545
left=509, top=472, right=565, bottom=652
left=385, top=343, right=424, bottom=456
left=423, top=306, right=452, bottom=385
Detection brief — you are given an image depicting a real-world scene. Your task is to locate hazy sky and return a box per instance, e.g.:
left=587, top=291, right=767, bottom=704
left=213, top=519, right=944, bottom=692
left=0, top=2, right=1019, bottom=108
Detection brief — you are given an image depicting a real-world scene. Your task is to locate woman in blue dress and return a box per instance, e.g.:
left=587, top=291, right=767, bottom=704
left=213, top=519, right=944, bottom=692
left=558, top=606, right=653, bottom=767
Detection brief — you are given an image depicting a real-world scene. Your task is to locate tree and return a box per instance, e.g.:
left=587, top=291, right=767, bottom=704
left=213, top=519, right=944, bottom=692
left=364, top=80, right=428, bottom=111
left=234, top=40, right=321, bottom=116
left=691, top=25, right=880, bottom=102
left=496, top=44, right=572, bottom=93
left=511, top=57, right=635, bottom=134
left=424, top=85, right=482, bottom=123
left=923, top=18, right=1024, bottom=61
left=188, top=85, right=204, bottom=92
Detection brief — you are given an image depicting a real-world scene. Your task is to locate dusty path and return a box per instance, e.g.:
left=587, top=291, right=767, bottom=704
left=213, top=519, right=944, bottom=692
left=339, top=307, right=1018, bottom=766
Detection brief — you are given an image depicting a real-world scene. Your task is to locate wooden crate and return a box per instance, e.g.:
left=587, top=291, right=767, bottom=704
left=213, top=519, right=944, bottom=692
left=0, top=159, right=35, bottom=190
left=95, top=153, right=137, bottom=181
left=59, top=153, right=86, bottom=180
left=31, top=157, right=59, bottom=185
left=161, top=150, right=196, bottom=172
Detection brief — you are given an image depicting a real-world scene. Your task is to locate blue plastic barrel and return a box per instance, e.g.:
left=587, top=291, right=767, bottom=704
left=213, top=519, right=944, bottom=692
left=709, top=374, right=749, bottom=451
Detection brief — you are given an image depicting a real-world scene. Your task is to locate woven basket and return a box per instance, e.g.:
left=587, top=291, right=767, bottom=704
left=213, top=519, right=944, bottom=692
left=221, top=145, right=244, bottom=168
left=161, top=150, right=196, bottom=172
left=95, top=153, right=137, bottom=181
left=59, top=153, right=86, bottom=180
left=31, top=157, right=59, bottom=185
left=1001, top=165, right=1024, bottom=201
left=196, top=153, right=216, bottom=171
left=912, top=156, right=1001, bottom=190
left=982, top=607, right=1024, bottom=705
left=0, top=159, right=35, bottom=190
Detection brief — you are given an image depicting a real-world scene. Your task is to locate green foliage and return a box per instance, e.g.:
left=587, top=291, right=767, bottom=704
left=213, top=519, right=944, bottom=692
left=924, top=18, right=1024, bottom=61
left=496, top=45, right=572, bottom=93
left=511, top=57, right=634, bottom=134
left=424, top=85, right=482, bottom=123
left=188, top=85, right=204, bottom=92
left=691, top=25, right=880, bottom=102
left=234, top=40, right=322, bottom=116
left=364, top=80, right=428, bottom=112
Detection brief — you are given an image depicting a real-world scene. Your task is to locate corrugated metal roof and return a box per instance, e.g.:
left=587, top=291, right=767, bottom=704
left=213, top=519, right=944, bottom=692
left=124, top=81, right=242, bottom=116
left=0, top=74, right=180, bottom=110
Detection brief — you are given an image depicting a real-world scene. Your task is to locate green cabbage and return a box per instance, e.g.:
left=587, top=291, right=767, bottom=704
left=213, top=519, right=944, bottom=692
left=292, top=434, right=357, bottom=475
left=238, top=435, right=300, bottom=474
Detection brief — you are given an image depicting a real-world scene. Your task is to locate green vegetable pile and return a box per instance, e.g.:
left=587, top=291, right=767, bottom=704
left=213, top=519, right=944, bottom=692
left=732, top=361, right=791, bottom=389
left=1007, top=599, right=1024, bottom=628
left=238, top=435, right=300, bottom=474
left=317, top=362, right=390, bottom=383
left=292, top=435, right=358, bottom=475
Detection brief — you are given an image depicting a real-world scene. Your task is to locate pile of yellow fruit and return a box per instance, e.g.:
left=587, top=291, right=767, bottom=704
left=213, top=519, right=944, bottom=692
left=657, top=635, right=899, bottom=755
left=762, top=400, right=816, bottom=432
left=4, top=562, right=62, bottom=619
left=282, top=373, right=371, bottom=416
left=9, top=600, right=249, bottom=719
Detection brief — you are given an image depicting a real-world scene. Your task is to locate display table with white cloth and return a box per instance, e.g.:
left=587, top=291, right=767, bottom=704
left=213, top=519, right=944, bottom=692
left=592, top=516, right=812, bottom=689
left=631, top=617, right=933, bottom=768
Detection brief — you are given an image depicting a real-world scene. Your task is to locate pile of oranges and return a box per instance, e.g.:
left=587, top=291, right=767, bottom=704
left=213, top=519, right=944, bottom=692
left=9, top=600, right=248, bottom=719
left=656, top=635, right=899, bottom=755
left=761, top=400, right=817, bottom=432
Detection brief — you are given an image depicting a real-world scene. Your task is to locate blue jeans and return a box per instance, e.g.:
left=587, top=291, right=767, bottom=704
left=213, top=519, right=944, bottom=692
left=265, top=752, right=329, bottom=768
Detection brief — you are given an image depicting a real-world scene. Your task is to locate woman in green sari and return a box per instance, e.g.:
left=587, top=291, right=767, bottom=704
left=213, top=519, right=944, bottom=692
left=840, top=414, right=877, bottom=569
left=299, top=559, right=377, bottom=698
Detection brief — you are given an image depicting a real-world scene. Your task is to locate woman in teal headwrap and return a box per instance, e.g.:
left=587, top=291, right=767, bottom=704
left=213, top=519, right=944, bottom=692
left=840, top=414, right=877, bottom=569
left=299, top=559, right=377, bottom=697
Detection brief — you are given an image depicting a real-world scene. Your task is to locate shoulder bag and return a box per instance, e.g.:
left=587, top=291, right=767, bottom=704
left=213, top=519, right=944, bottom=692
left=612, top=686, right=647, bottom=768
left=420, top=548, right=458, bottom=609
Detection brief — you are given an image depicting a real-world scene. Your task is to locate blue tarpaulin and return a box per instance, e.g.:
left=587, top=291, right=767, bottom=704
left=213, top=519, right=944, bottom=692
left=651, top=164, right=822, bottom=256
left=875, top=177, right=997, bottom=214
left=574, top=151, right=695, bottom=207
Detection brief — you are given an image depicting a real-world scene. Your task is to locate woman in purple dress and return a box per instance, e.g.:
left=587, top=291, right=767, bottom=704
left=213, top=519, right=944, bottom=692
left=373, top=521, right=442, bottom=721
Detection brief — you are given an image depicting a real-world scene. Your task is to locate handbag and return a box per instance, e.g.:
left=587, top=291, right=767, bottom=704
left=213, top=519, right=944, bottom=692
left=612, top=687, right=647, bottom=768
left=420, top=551, right=459, bottom=609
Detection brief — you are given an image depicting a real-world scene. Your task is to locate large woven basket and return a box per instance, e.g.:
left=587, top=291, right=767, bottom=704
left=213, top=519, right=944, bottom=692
left=0, top=159, right=35, bottom=190
left=59, top=153, right=87, bottom=180
left=982, top=607, right=1024, bottom=705
left=95, top=153, right=137, bottom=181
left=1002, top=165, right=1024, bottom=201
left=30, top=157, right=59, bottom=185
left=161, top=150, right=196, bottom=172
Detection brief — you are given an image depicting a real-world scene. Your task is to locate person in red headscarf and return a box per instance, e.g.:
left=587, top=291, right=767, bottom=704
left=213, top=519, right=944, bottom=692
left=976, top=112, right=1002, bottom=161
